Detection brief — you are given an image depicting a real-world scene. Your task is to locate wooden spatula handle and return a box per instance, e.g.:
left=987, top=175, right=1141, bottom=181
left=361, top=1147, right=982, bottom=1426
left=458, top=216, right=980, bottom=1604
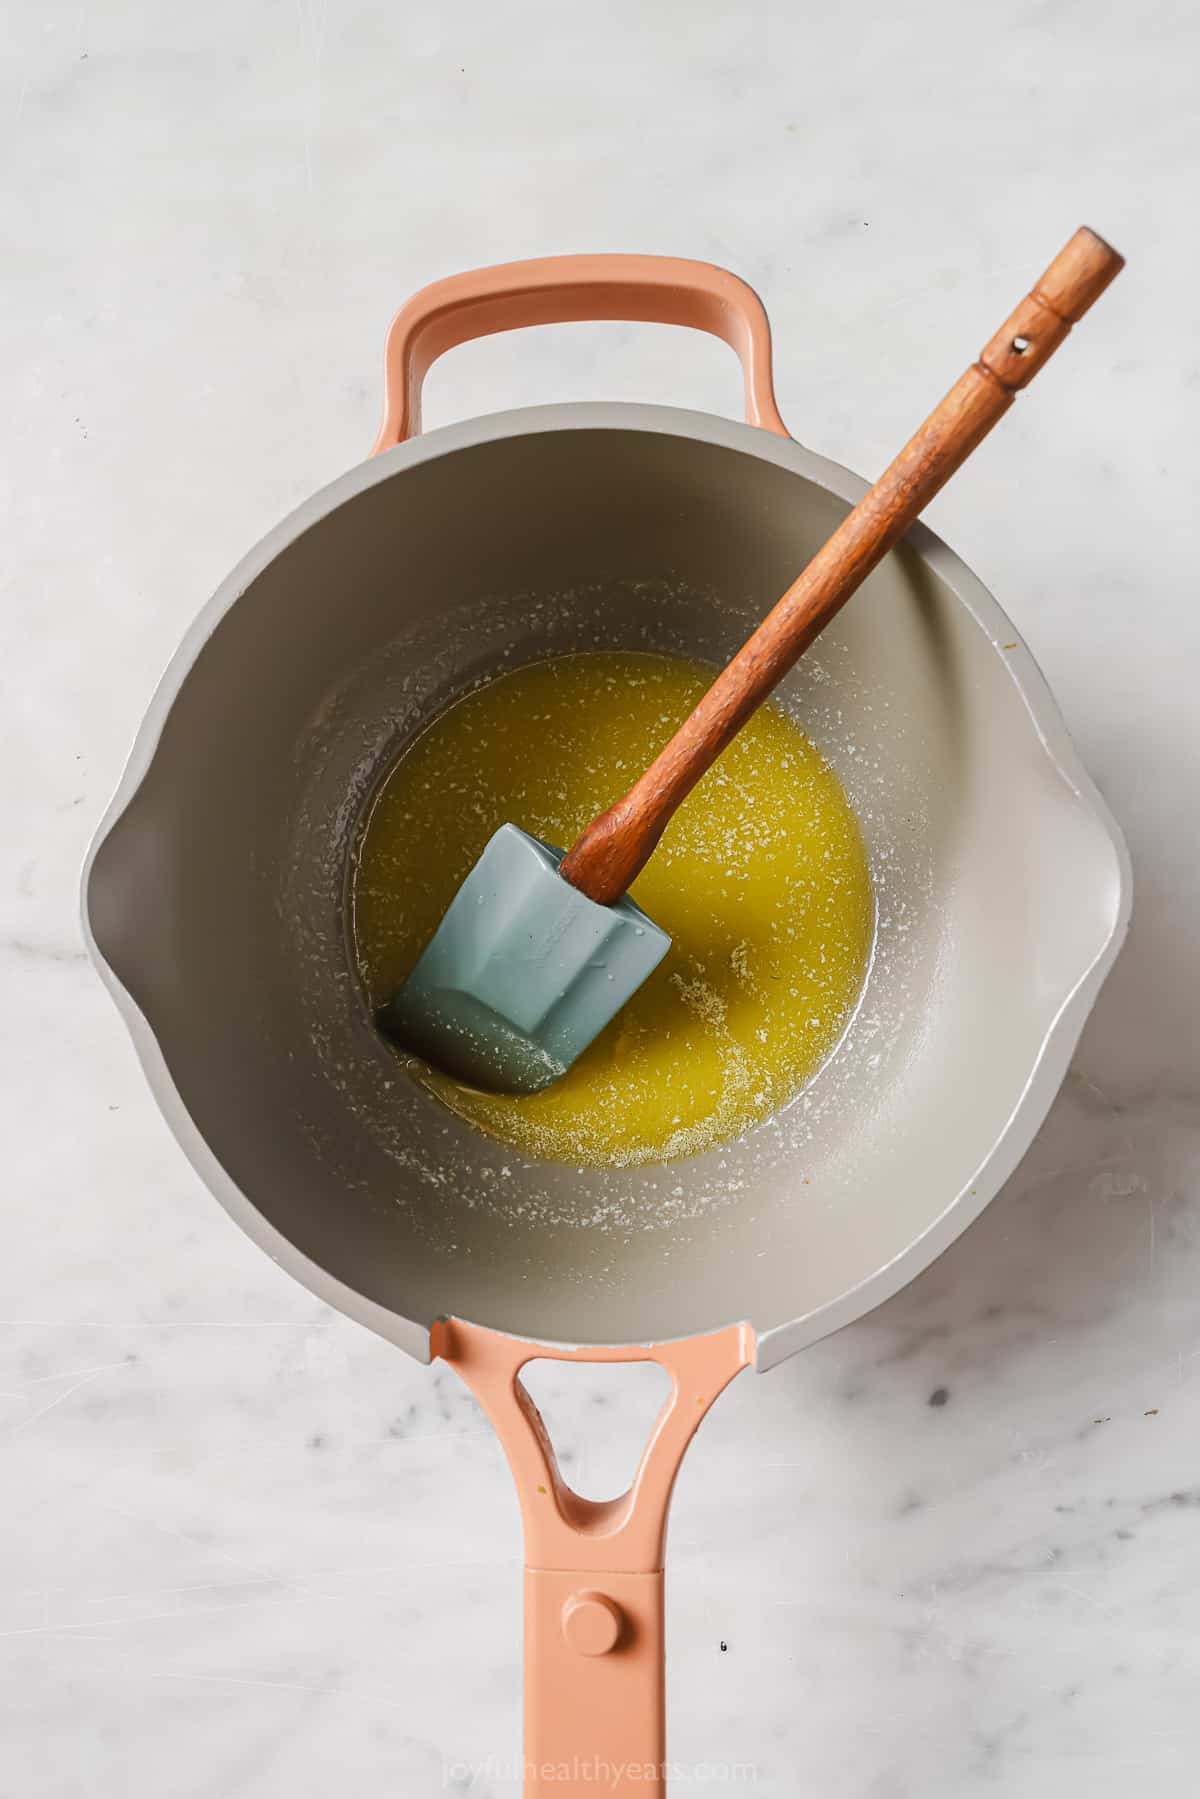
left=559, top=226, right=1124, bottom=906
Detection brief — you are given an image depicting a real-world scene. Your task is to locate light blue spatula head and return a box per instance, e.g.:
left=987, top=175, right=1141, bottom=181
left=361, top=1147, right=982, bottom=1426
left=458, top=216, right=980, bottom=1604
left=378, top=823, right=672, bottom=1094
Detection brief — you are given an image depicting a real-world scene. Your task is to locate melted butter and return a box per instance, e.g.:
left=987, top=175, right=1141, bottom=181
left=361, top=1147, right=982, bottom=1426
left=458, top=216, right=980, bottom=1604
left=351, top=650, right=873, bottom=1167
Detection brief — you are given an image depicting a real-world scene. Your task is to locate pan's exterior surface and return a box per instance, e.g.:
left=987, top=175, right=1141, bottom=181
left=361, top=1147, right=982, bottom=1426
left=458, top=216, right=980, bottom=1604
left=82, top=400, right=1131, bottom=1367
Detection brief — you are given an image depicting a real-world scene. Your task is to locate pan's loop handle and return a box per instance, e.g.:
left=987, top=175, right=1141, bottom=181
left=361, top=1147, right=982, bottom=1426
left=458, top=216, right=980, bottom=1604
left=370, top=254, right=790, bottom=452
left=434, top=1319, right=754, bottom=1799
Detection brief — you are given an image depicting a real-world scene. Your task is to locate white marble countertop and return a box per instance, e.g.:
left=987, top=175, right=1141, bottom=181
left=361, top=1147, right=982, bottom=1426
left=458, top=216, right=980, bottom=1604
left=3, top=3, right=1197, bottom=1793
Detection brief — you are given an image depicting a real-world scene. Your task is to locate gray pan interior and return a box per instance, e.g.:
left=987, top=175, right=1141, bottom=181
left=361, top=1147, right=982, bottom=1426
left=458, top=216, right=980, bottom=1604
left=83, top=406, right=1130, bottom=1368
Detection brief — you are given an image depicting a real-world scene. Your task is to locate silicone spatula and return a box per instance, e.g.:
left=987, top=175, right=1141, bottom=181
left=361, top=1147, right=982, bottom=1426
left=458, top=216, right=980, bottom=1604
left=380, top=226, right=1123, bottom=1094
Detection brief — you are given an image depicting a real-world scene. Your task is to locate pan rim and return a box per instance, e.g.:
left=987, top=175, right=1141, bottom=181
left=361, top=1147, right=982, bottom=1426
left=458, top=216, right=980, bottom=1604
left=80, top=401, right=1132, bottom=1370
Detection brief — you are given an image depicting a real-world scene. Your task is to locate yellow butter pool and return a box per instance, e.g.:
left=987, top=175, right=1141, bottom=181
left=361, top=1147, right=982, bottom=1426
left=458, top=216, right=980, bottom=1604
left=351, top=650, right=873, bottom=1167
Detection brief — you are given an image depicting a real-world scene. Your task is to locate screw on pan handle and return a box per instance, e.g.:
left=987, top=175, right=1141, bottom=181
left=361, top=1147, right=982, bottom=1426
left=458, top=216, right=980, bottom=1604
left=558, top=226, right=1125, bottom=907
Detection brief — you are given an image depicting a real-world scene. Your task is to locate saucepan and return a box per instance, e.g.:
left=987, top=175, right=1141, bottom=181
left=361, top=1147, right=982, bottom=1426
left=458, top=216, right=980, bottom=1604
left=83, top=256, right=1130, bottom=1793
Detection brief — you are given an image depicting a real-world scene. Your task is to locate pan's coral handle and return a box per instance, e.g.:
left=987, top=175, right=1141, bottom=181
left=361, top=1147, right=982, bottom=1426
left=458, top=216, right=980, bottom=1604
left=433, top=1319, right=755, bottom=1798
left=371, top=254, right=789, bottom=451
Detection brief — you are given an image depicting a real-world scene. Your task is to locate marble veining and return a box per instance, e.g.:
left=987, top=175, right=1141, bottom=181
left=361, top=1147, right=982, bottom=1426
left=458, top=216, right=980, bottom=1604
left=3, top=2, right=1197, bottom=1793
